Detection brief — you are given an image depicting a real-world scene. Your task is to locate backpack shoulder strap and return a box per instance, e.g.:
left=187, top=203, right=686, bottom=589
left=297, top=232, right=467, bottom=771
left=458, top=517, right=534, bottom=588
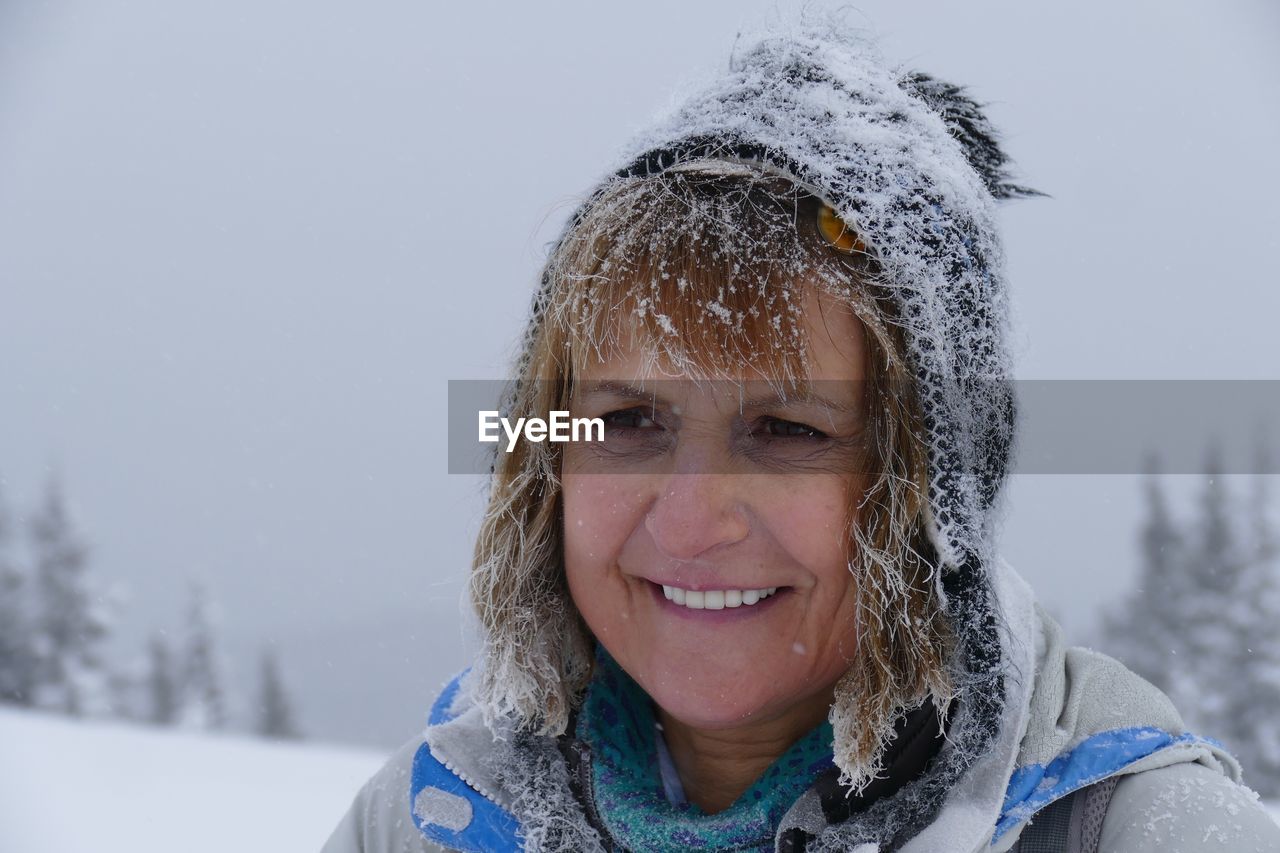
left=1011, top=786, right=1075, bottom=853
left=1073, top=776, right=1120, bottom=853
left=1010, top=776, right=1120, bottom=853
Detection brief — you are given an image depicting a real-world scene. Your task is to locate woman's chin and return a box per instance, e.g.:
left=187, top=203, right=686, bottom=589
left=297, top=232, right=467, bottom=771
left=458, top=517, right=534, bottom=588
left=651, top=691, right=779, bottom=731
left=620, top=643, right=846, bottom=734
left=609, top=638, right=791, bottom=724
left=637, top=667, right=794, bottom=730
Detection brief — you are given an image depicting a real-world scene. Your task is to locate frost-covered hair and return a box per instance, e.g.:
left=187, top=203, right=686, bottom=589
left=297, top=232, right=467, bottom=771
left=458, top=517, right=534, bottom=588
left=470, top=168, right=955, bottom=792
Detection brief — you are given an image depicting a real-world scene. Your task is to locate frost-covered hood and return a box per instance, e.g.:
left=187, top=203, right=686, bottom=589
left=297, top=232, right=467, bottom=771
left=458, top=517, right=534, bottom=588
left=409, top=557, right=1240, bottom=852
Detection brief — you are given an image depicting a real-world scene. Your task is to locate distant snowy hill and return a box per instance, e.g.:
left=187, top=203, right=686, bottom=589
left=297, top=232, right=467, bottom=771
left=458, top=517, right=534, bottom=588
left=0, top=707, right=387, bottom=853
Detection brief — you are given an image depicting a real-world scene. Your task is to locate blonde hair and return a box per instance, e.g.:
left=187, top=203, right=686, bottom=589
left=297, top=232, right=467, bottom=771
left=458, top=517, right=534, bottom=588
left=469, top=168, right=955, bottom=791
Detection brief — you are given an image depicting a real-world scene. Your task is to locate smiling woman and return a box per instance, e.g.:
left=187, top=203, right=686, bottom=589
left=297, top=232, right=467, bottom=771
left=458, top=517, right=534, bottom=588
left=323, top=17, right=1280, bottom=853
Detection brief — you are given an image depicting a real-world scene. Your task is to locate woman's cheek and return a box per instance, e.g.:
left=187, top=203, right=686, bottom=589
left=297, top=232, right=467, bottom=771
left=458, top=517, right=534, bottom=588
left=764, top=476, right=851, bottom=562
left=563, top=475, right=645, bottom=577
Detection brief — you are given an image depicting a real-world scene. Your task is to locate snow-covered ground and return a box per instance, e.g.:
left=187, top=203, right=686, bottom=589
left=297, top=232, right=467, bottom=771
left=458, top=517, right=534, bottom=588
left=1, top=707, right=1277, bottom=852
left=0, top=707, right=387, bottom=853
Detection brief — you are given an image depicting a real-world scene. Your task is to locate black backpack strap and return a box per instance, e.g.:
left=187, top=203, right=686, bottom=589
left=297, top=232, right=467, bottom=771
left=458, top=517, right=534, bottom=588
left=1075, top=776, right=1121, bottom=853
left=1010, top=776, right=1121, bottom=853
left=1011, top=788, right=1075, bottom=853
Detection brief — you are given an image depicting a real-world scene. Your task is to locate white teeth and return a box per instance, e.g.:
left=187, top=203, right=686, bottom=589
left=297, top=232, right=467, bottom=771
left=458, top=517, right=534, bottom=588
left=661, top=585, right=777, bottom=610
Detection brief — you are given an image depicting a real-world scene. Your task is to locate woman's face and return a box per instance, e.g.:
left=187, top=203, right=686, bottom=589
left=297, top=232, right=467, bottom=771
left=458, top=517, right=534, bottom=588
left=561, top=286, right=868, bottom=731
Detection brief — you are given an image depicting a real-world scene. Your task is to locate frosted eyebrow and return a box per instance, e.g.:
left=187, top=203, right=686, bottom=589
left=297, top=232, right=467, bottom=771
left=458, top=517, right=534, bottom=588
left=572, top=381, right=859, bottom=415
left=739, top=385, right=862, bottom=416
left=572, top=381, right=665, bottom=407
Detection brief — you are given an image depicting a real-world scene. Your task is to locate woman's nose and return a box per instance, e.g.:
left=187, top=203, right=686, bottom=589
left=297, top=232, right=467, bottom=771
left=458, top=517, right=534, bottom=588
left=644, top=472, right=751, bottom=562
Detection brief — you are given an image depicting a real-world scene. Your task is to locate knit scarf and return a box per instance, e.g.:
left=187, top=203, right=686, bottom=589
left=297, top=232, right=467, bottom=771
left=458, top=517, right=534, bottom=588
left=577, top=648, right=835, bottom=852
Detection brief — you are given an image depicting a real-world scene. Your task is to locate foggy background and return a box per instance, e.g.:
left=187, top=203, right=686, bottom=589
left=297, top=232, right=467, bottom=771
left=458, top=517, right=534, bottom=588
left=1, top=0, right=1277, bottom=751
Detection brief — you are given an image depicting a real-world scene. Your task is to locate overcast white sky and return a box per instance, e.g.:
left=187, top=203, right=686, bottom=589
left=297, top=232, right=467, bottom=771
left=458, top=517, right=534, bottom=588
left=1, top=0, right=1277, bottom=747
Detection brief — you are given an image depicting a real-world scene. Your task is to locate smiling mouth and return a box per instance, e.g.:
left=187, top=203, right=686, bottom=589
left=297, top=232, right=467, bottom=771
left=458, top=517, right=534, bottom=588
left=660, top=584, right=780, bottom=610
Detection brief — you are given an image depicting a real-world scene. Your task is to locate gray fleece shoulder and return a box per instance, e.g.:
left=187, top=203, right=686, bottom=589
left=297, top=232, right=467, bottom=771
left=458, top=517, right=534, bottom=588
left=1098, top=763, right=1280, bottom=853
left=321, top=735, right=448, bottom=853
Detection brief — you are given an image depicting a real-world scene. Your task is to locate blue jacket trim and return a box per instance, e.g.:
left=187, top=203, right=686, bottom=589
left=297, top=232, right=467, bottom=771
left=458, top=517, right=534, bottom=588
left=429, top=670, right=467, bottom=725
left=994, top=726, right=1218, bottom=840
left=409, top=671, right=523, bottom=852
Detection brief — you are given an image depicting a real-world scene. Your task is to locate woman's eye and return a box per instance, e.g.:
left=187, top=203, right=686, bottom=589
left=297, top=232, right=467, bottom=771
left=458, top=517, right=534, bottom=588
left=758, top=417, right=828, bottom=440
left=602, top=408, right=659, bottom=432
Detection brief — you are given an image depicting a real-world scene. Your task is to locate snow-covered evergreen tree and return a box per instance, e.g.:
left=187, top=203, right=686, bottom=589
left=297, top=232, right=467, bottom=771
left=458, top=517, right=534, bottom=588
left=28, top=477, right=112, bottom=716
left=103, top=652, right=147, bottom=722
left=1164, top=444, right=1246, bottom=730
left=1217, top=436, right=1280, bottom=797
left=148, top=632, right=179, bottom=726
left=255, top=646, right=301, bottom=740
left=1102, top=440, right=1280, bottom=797
left=0, top=480, right=38, bottom=706
left=1100, top=455, right=1187, bottom=696
left=176, top=581, right=230, bottom=730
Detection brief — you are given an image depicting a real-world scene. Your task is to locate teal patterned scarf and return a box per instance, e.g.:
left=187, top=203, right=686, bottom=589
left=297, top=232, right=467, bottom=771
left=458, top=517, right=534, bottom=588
left=577, top=648, right=835, bottom=852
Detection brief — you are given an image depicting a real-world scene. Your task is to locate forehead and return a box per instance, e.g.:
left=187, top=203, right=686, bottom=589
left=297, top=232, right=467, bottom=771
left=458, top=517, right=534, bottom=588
left=574, top=285, right=866, bottom=386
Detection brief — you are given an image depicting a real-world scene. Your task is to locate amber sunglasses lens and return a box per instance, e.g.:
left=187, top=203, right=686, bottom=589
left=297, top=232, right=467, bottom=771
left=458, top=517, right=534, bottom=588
left=817, top=203, right=867, bottom=254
